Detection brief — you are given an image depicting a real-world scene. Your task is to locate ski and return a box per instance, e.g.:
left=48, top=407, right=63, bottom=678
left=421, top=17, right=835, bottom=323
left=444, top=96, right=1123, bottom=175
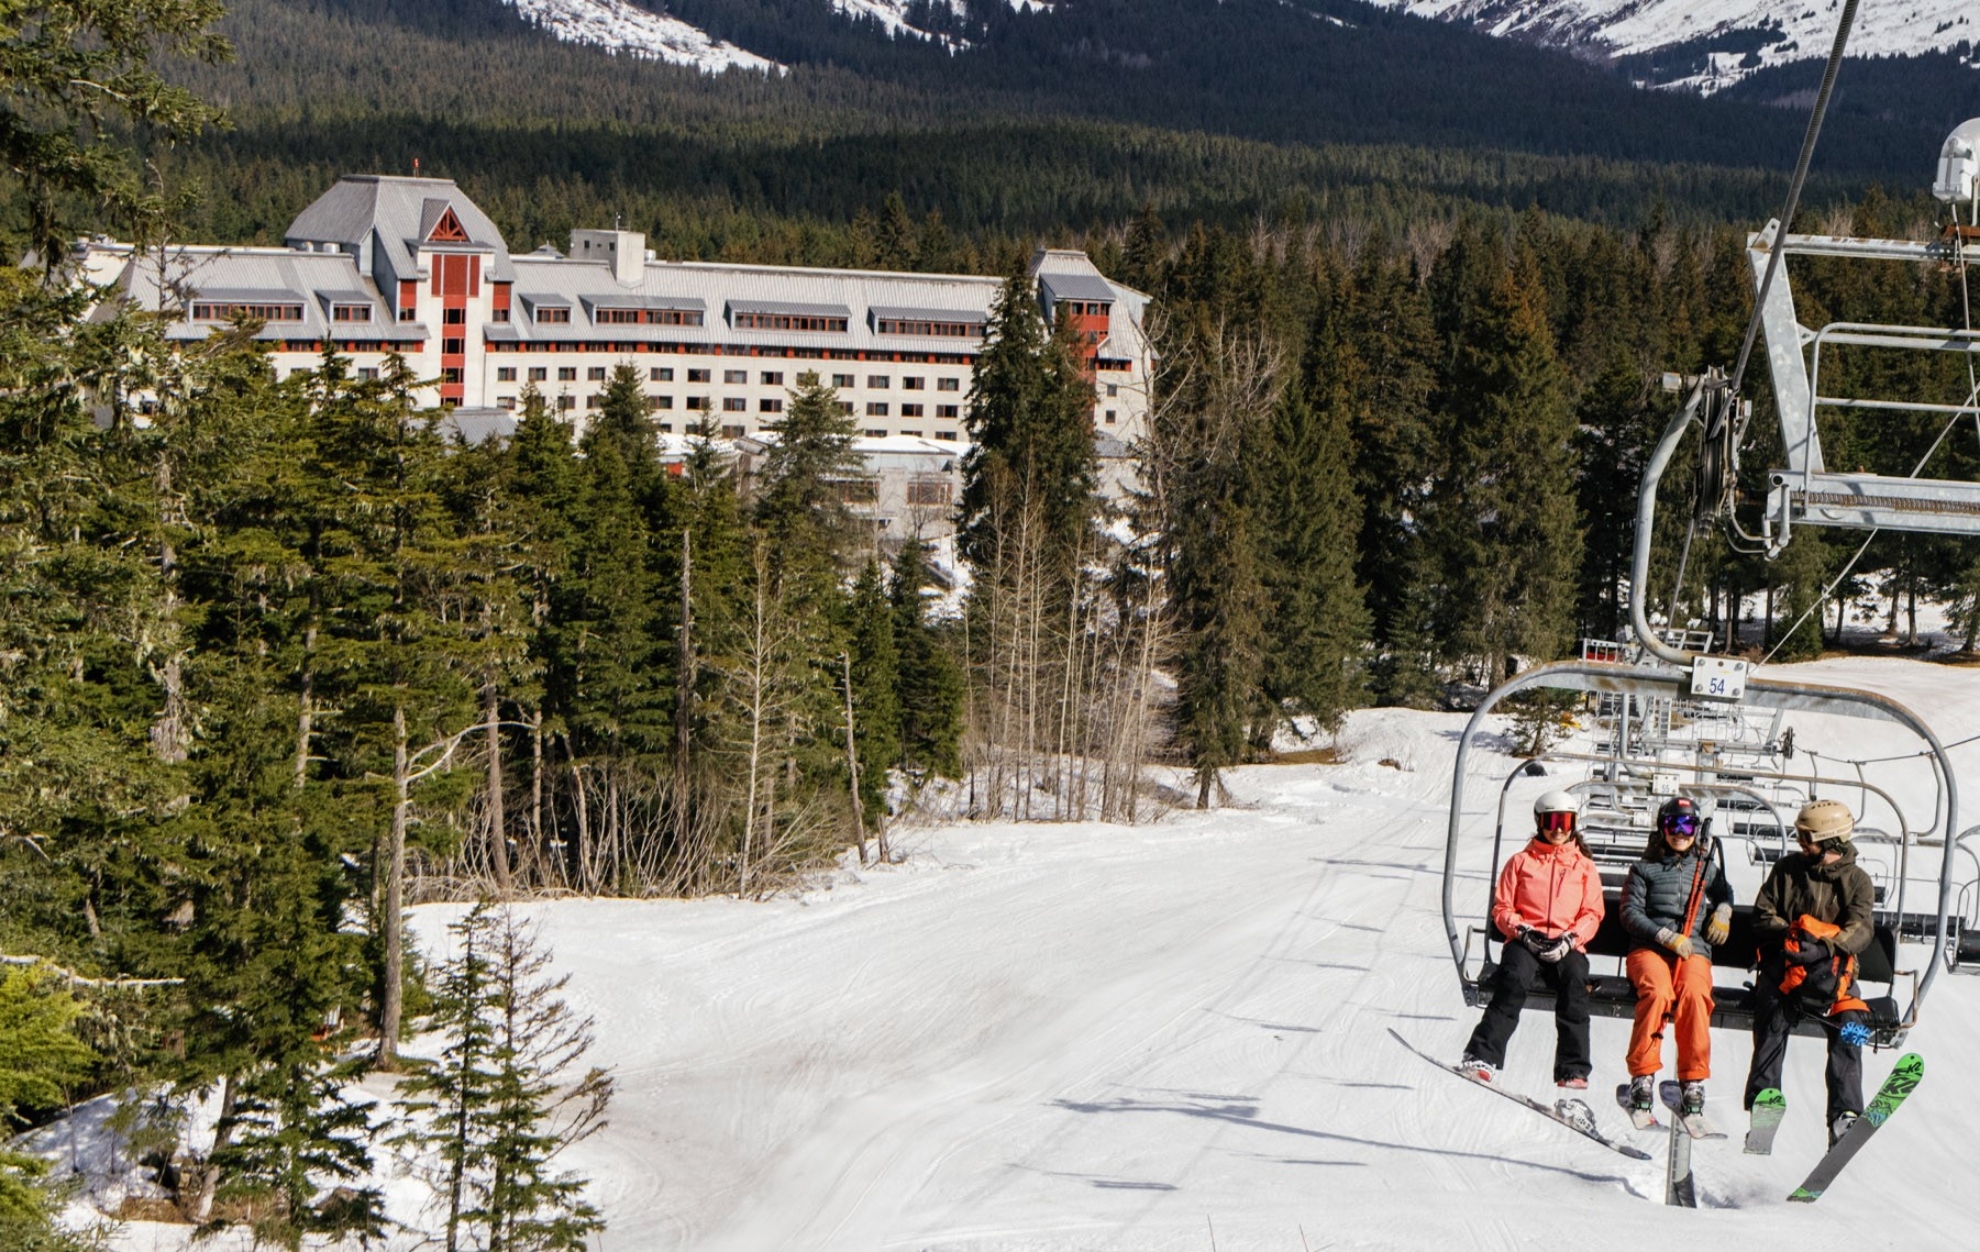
left=1388, top=1029, right=1653, bottom=1161
left=1616, top=1082, right=1660, bottom=1131
left=1658, top=1080, right=1727, bottom=1141
left=1659, top=1081, right=1697, bottom=1208
left=1787, top=1052, right=1923, bottom=1203
left=1745, top=1088, right=1787, bottom=1156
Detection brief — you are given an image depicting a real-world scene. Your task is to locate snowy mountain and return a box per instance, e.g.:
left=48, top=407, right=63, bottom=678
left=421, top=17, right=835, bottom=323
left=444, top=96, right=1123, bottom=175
left=1369, top=0, right=1980, bottom=92
left=501, top=0, right=781, bottom=72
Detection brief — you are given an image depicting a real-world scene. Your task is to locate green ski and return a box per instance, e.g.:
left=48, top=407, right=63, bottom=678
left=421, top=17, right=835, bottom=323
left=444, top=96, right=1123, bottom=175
left=1746, top=1088, right=1787, bottom=1155
left=1787, top=1053, right=1923, bottom=1202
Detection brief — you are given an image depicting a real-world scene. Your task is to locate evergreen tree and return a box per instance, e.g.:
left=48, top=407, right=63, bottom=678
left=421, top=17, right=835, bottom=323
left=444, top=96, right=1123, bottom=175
left=887, top=540, right=963, bottom=779
left=753, top=370, right=865, bottom=574
left=845, top=561, right=901, bottom=826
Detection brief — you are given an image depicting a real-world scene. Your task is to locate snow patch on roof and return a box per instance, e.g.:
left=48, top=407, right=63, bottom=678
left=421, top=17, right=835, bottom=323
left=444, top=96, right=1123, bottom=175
left=502, top=0, right=782, bottom=74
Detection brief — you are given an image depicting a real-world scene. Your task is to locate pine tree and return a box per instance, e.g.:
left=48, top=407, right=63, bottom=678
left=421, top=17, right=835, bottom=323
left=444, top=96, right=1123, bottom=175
left=888, top=540, right=963, bottom=779
left=752, top=370, right=865, bottom=575
left=845, top=562, right=901, bottom=827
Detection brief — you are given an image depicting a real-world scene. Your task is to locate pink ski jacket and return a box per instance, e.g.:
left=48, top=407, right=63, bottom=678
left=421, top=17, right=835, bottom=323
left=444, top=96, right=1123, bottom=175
left=1492, top=837, right=1605, bottom=951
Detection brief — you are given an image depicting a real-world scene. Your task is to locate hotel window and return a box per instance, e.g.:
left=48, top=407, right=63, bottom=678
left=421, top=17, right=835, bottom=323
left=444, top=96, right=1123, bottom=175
left=441, top=368, right=462, bottom=384
left=498, top=397, right=516, bottom=410
left=938, top=377, right=960, bottom=391
left=1107, top=383, right=1119, bottom=397
left=937, top=404, right=959, bottom=418
left=903, top=377, right=925, bottom=390
left=722, top=397, right=746, bottom=412
left=838, top=401, right=854, bottom=414
left=190, top=301, right=304, bottom=322
left=658, top=424, right=674, bottom=433
left=874, top=317, right=979, bottom=337
left=760, top=398, right=783, bottom=413
left=399, top=307, right=417, bottom=323
left=651, top=367, right=674, bottom=382
left=587, top=366, right=606, bottom=381
left=558, top=367, right=577, bottom=381
left=534, top=307, right=570, bottom=324
left=444, top=338, right=464, bottom=355
left=831, top=373, right=855, bottom=388
left=907, top=481, right=952, bottom=506
left=867, top=375, right=890, bottom=388
left=557, top=395, right=576, bottom=411
left=528, top=366, right=547, bottom=381
left=1105, top=410, right=1117, bottom=424
left=491, top=308, right=509, bottom=322
left=732, top=311, right=847, bottom=332
left=686, top=396, right=710, bottom=410
left=901, top=403, right=923, bottom=418
left=688, top=368, right=711, bottom=383
left=721, top=425, right=746, bottom=438
left=723, top=369, right=746, bottom=384
left=359, top=367, right=380, bottom=381
left=497, top=367, right=517, bottom=381
left=863, top=429, right=887, bottom=439
left=444, top=308, right=466, bottom=325
left=649, top=396, right=673, bottom=410
left=866, top=402, right=889, bottom=417
left=837, top=479, right=879, bottom=504
left=760, top=371, right=783, bottom=386
left=900, top=430, right=922, bottom=438
left=331, top=304, right=372, bottom=323
left=586, top=396, right=603, bottom=410
left=935, top=431, right=958, bottom=441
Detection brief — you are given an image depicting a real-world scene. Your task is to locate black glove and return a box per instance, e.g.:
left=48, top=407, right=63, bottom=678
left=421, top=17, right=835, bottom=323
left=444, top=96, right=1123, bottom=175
left=1788, top=938, right=1831, bottom=966
left=1536, top=935, right=1573, bottom=964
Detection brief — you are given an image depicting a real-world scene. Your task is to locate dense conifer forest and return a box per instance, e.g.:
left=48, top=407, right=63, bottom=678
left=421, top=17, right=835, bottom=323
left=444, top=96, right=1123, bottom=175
left=8, top=0, right=1980, bottom=1246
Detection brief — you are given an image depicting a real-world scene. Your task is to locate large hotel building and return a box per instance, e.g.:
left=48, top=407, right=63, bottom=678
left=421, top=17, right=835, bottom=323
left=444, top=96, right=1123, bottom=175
left=76, top=175, right=1153, bottom=456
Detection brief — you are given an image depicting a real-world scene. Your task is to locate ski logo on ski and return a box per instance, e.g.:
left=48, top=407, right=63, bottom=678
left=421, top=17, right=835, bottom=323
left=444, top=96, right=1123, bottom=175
left=1387, top=1028, right=1652, bottom=1161
left=1745, top=1088, right=1786, bottom=1156
left=1658, top=1081, right=1698, bottom=1208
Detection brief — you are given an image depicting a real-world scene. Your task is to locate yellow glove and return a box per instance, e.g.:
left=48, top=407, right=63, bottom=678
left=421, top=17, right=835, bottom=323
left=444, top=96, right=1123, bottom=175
left=1656, top=927, right=1695, bottom=960
left=1705, top=903, right=1733, bottom=947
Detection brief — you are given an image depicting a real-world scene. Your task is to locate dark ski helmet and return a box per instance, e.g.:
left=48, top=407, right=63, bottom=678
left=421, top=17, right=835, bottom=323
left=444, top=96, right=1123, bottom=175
left=1657, top=795, right=1701, bottom=841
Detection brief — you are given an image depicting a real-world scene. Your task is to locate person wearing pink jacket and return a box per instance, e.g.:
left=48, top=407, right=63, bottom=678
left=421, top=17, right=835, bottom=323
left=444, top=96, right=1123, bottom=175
left=1459, top=790, right=1606, bottom=1089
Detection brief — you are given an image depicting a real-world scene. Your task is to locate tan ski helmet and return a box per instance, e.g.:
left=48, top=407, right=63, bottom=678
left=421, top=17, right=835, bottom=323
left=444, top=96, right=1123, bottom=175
left=1795, top=798, right=1855, bottom=844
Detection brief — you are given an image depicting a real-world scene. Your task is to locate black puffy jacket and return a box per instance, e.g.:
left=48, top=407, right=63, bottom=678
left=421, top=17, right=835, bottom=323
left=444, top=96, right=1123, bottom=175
left=1621, top=843, right=1734, bottom=960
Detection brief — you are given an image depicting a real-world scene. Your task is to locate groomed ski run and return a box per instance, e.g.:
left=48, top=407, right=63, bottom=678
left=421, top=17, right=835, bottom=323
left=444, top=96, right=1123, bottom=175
left=68, top=657, right=1979, bottom=1251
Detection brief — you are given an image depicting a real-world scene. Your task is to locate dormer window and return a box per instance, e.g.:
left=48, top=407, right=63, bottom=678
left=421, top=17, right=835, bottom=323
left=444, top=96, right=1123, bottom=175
left=535, top=306, right=571, bottom=324
left=331, top=304, right=372, bottom=323
left=427, top=206, right=470, bottom=243
left=191, top=301, right=304, bottom=322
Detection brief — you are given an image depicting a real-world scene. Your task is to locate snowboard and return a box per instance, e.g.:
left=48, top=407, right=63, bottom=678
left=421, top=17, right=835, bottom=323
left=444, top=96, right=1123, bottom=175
left=1659, top=1081, right=1697, bottom=1208
left=1745, top=1088, right=1787, bottom=1156
left=1388, top=1029, right=1652, bottom=1161
left=1787, top=1053, right=1923, bottom=1203
left=1658, top=1079, right=1728, bottom=1141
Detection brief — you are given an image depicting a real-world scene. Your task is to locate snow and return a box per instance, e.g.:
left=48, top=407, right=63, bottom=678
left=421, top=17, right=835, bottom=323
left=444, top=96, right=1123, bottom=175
left=55, top=654, right=1980, bottom=1248
left=500, top=0, right=781, bottom=74
left=1367, top=0, right=1980, bottom=91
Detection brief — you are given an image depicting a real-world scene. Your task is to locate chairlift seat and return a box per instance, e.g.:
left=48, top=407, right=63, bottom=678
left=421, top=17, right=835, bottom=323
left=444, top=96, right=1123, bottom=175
left=1470, top=903, right=1908, bottom=1045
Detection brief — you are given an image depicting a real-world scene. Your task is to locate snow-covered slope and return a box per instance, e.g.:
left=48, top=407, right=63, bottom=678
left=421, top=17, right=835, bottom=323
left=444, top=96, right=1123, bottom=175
left=501, top=0, right=781, bottom=73
left=77, top=653, right=1980, bottom=1251
left=1371, top=0, right=1979, bottom=91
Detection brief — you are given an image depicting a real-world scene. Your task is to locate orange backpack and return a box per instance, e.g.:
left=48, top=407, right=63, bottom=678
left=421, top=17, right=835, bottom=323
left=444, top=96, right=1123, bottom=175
left=1779, top=914, right=1869, bottom=1016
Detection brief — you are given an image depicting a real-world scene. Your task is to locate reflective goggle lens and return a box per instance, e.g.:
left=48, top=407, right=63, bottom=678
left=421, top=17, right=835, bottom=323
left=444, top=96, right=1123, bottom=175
left=1663, top=814, right=1700, bottom=838
left=1539, top=811, right=1577, bottom=833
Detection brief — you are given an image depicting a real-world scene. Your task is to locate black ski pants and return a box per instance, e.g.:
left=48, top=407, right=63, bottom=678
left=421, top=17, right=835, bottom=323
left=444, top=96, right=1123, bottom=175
left=1464, top=940, right=1592, bottom=1083
left=1743, top=971, right=1867, bottom=1125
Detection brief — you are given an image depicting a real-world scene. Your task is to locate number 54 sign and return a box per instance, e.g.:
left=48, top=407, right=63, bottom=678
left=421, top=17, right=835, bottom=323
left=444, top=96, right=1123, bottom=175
left=1690, top=657, right=1748, bottom=701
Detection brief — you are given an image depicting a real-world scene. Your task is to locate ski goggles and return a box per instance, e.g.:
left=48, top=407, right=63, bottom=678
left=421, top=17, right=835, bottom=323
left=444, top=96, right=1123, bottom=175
left=1538, top=811, right=1578, bottom=833
left=1661, top=814, right=1701, bottom=839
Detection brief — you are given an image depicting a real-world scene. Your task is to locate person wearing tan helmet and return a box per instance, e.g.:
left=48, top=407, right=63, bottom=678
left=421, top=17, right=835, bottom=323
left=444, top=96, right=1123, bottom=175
left=1743, top=798, right=1876, bottom=1148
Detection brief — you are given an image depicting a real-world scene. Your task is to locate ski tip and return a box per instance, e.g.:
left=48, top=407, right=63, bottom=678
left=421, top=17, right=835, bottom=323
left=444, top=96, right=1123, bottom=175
left=1788, top=1189, right=1820, bottom=1203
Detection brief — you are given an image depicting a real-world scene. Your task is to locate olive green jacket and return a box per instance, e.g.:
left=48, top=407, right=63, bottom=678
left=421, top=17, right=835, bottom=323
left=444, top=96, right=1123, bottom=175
left=1751, top=843, right=1875, bottom=957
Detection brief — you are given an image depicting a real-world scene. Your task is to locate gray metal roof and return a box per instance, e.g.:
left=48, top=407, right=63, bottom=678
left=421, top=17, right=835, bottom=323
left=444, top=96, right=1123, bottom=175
left=105, top=245, right=427, bottom=343
left=1038, top=272, right=1117, bottom=303
left=725, top=299, right=853, bottom=319
left=284, top=176, right=516, bottom=291
left=868, top=306, right=986, bottom=324
left=581, top=293, right=707, bottom=312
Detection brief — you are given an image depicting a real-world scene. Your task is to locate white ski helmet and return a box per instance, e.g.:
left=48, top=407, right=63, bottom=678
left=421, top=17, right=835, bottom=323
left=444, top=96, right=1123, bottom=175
left=1534, top=790, right=1580, bottom=820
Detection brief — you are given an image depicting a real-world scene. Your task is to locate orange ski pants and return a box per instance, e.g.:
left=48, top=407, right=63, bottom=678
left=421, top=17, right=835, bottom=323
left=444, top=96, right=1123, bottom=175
left=1625, top=948, right=1714, bottom=1080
